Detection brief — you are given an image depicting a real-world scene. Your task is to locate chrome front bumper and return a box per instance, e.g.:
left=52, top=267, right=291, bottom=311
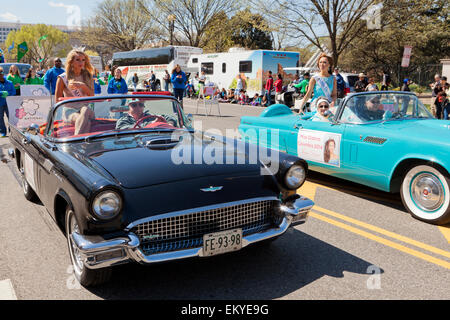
left=70, top=195, right=314, bottom=270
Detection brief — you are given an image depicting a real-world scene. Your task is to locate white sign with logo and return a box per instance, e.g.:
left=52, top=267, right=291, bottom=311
left=297, top=129, right=341, bottom=167
left=6, top=96, right=52, bottom=129
left=20, top=85, right=51, bottom=97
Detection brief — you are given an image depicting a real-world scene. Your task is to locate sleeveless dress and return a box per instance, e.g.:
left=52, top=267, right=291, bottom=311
left=58, top=73, right=85, bottom=122
left=311, top=75, right=335, bottom=111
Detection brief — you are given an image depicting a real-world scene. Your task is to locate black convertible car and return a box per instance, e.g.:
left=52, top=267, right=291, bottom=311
left=8, top=94, right=314, bottom=287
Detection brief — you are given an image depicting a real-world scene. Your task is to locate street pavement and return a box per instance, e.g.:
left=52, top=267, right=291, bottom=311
left=0, top=98, right=449, bottom=300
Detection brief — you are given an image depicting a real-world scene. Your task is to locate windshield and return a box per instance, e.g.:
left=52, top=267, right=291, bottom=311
left=48, top=97, right=191, bottom=139
left=339, top=93, right=433, bottom=124
left=1, top=64, right=31, bottom=76
left=346, top=76, right=359, bottom=88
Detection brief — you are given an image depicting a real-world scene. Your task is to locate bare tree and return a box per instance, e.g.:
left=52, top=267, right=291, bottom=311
left=78, top=0, right=164, bottom=53
left=141, top=0, right=239, bottom=47
left=256, top=0, right=377, bottom=67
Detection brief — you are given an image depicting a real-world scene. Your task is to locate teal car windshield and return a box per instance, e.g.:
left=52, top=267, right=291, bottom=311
left=339, top=93, right=433, bottom=124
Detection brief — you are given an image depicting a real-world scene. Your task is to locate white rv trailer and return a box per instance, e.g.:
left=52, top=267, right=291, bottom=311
left=112, top=46, right=203, bottom=91
left=186, top=48, right=300, bottom=96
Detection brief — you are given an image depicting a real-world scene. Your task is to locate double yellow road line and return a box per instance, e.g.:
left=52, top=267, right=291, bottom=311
left=300, top=182, right=450, bottom=270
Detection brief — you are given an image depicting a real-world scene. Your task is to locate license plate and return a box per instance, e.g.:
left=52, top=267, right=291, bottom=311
left=202, top=229, right=243, bottom=257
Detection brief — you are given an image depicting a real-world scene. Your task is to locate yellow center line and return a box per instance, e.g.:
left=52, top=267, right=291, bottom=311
left=314, top=205, right=450, bottom=259
left=438, top=225, right=450, bottom=244
left=299, top=181, right=450, bottom=265
left=310, top=211, right=450, bottom=270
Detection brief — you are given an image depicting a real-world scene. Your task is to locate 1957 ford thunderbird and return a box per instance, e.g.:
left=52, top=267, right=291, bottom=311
left=239, top=91, right=450, bottom=225
left=8, top=94, right=313, bottom=286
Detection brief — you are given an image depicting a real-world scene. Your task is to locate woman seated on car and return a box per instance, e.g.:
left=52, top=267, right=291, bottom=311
left=310, top=97, right=334, bottom=122
left=55, top=50, right=95, bottom=135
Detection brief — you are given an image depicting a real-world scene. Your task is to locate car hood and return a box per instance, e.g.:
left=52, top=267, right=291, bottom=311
left=67, top=131, right=264, bottom=188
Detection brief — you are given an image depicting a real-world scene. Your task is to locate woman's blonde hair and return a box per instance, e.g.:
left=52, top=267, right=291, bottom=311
left=65, top=50, right=94, bottom=89
left=8, top=65, right=20, bottom=76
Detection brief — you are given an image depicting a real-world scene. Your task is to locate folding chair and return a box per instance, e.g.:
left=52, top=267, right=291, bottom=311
left=196, top=85, right=209, bottom=116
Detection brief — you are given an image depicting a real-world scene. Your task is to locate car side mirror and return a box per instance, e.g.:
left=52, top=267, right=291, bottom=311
left=26, top=123, right=40, bottom=135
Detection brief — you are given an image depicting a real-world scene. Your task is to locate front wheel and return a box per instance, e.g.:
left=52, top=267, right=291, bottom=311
left=65, top=207, right=112, bottom=287
left=20, top=159, right=38, bottom=202
left=400, top=165, right=450, bottom=225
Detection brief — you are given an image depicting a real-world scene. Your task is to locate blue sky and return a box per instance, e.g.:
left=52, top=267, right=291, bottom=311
left=0, top=0, right=102, bottom=26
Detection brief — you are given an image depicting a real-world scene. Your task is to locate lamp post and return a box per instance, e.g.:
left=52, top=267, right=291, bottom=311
left=168, top=14, right=175, bottom=45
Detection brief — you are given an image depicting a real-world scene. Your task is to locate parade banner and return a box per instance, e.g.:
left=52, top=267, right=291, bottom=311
left=17, top=42, right=28, bottom=63
left=20, top=85, right=51, bottom=97
left=401, top=45, right=413, bottom=68
left=7, top=96, right=52, bottom=129
left=297, top=129, right=341, bottom=167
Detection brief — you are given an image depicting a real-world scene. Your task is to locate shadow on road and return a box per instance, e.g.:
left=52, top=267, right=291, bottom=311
left=88, top=228, right=381, bottom=300
left=307, top=171, right=406, bottom=212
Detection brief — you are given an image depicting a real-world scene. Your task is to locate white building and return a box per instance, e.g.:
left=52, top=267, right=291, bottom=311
left=0, top=21, right=74, bottom=43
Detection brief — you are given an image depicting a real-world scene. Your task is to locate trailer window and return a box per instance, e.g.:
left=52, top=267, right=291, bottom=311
left=239, top=61, right=252, bottom=73
left=201, top=62, right=214, bottom=75
left=222, top=63, right=226, bottom=73
left=192, top=58, right=198, bottom=63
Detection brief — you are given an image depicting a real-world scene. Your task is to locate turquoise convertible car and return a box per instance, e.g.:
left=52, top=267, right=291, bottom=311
left=239, top=91, right=450, bottom=225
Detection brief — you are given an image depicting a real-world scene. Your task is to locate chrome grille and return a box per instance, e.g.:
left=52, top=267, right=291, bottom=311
left=131, top=200, right=278, bottom=254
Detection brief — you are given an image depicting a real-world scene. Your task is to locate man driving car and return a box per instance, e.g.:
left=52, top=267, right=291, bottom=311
left=364, top=96, right=385, bottom=120
left=115, top=100, right=157, bottom=130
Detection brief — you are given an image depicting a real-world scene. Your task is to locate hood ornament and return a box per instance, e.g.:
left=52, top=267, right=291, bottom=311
left=200, top=186, right=223, bottom=192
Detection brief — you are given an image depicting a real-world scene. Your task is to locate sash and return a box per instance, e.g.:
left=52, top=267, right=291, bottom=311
left=314, top=75, right=333, bottom=101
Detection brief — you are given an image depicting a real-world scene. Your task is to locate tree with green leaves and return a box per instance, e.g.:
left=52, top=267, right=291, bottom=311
left=229, top=9, right=273, bottom=50
left=200, top=9, right=273, bottom=52
left=4, top=24, right=70, bottom=66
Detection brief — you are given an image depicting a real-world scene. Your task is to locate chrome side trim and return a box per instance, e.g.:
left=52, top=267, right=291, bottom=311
left=125, top=196, right=279, bottom=231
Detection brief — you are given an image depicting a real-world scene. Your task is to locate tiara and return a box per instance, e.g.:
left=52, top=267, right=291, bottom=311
left=72, top=45, right=86, bottom=52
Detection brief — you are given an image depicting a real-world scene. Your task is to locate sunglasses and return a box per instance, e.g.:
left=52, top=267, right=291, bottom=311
left=318, top=104, right=329, bottom=109
left=130, top=102, right=145, bottom=108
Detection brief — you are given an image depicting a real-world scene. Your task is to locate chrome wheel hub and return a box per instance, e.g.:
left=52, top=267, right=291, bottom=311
left=411, top=173, right=444, bottom=212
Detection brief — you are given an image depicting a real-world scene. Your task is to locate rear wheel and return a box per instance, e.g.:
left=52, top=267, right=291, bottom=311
left=400, top=165, right=450, bottom=225
left=65, top=207, right=112, bottom=287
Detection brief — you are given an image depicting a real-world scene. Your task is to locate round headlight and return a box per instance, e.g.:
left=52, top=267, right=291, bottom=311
left=284, top=165, right=306, bottom=189
left=92, top=191, right=122, bottom=220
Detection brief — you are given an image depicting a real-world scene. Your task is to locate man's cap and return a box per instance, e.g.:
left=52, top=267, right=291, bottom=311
left=359, top=73, right=366, bottom=77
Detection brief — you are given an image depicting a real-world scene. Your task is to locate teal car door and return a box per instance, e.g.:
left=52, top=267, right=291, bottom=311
left=286, top=116, right=347, bottom=176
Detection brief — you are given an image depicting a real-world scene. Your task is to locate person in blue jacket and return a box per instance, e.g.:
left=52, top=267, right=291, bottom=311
left=107, top=68, right=128, bottom=94
left=43, top=58, right=65, bottom=95
left=0, top=67, right=16, bottom=137
left=171, top=64, right=187, bottom=107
